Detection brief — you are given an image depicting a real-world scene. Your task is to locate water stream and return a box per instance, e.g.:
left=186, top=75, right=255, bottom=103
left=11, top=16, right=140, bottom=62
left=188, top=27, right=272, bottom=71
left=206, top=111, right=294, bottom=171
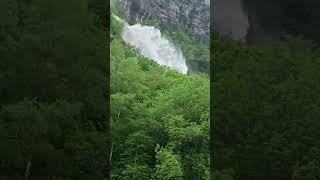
left=113, top=15, right=188, bottom=74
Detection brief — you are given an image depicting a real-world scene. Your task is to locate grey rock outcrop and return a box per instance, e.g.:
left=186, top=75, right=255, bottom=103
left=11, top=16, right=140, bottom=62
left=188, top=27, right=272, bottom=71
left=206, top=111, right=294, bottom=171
left=212, top=0, right=279, bottom=44
left=117, top=0, right=210, bottom=44
left=212, top=0, right=249, bottom=42
left=115, top=0, right=281, bottom=44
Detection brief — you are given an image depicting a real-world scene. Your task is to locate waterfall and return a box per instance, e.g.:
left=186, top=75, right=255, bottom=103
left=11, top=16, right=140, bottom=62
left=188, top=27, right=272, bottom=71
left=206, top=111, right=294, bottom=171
left=113, top=15, right=188, bottom=74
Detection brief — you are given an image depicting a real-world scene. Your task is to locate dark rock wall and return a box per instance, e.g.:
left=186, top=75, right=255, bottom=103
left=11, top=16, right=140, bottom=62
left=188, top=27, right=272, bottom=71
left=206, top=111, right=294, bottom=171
left=212, top=0, right=249, bottom=42
left=117, top=0, right=210, bottom=44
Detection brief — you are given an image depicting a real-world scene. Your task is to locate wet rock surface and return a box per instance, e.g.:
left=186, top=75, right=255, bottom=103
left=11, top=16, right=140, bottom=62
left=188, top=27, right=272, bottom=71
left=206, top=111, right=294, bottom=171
left=117, top=0, right=210, bottom=44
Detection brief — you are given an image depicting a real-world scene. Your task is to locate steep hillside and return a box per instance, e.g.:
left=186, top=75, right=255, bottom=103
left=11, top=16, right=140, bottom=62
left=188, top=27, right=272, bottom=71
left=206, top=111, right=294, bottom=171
left=110, top=4, right=210, bottom=179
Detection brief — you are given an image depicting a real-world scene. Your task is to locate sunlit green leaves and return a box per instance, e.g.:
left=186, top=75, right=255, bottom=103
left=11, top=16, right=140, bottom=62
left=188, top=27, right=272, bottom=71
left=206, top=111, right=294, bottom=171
left=155, top=145, right=184, bottom=180
left=110, top=18, right=210, bottom=178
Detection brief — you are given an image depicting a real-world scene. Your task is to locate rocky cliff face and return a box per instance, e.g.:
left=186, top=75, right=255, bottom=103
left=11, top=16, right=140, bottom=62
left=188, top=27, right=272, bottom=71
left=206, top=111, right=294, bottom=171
left=212, top=0, right=249, bottom=42
left=117, top=0, right=210, bottom=44
left=212, top=0, right=280, bottom=44
left=115, top=0, right=279, bottom=45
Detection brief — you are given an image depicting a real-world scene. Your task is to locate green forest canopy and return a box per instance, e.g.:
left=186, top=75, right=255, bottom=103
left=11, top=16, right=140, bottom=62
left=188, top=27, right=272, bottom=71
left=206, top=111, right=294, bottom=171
left=3, top=0, right=320, bottom=179
left=212, top=32, right=320, bottom=179
left=0, top=0, right=109, bottom=179
left=110, top=5, right=210, bottom=179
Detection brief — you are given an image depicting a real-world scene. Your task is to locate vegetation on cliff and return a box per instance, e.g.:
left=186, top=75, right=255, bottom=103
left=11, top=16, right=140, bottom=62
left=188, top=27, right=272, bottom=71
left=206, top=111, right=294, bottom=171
left=110, top=4, right=210, bottom=179
left=143, top=19, right=210, bottom=74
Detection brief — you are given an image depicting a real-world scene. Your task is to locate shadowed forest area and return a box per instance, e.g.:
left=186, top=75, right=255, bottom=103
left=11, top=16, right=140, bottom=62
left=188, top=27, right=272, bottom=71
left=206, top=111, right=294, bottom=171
left=212, top=1, right=320, bottom=179
left=0, top=0, right=109, bottom=179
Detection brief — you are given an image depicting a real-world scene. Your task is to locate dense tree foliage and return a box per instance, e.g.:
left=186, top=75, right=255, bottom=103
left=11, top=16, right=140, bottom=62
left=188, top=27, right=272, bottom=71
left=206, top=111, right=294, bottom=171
left=111, top=6, right=210, bottom=179
left=212, top=32, right=320, bottom=179
left=0, top=0, right=109, bottom=179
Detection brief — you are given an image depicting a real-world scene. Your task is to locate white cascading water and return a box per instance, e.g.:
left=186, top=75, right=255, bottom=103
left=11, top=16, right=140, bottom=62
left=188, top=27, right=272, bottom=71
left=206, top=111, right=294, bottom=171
left=113, top=15, right=188, bottom=74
